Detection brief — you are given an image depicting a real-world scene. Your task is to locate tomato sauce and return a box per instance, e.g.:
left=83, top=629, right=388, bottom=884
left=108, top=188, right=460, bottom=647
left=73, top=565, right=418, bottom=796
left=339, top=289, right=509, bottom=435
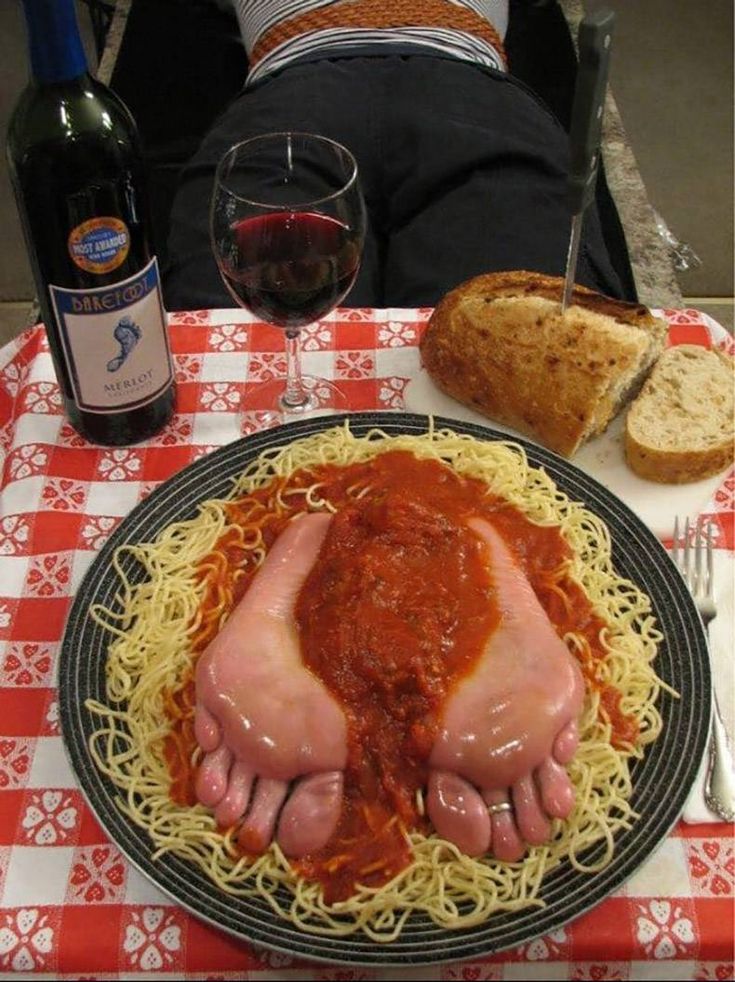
left=162, top=678, right=197, bottom=806
left=161, top=450, right=638, bottom=899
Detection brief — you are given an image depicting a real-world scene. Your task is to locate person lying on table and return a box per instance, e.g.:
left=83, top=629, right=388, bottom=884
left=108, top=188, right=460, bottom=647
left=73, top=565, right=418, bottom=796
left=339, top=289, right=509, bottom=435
left=163, top=0, right=626, bottom=311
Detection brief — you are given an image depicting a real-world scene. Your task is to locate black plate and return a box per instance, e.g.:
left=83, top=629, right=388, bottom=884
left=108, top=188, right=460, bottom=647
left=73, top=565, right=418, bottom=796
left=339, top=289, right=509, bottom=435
left=58, top=412, right=711, bottom=966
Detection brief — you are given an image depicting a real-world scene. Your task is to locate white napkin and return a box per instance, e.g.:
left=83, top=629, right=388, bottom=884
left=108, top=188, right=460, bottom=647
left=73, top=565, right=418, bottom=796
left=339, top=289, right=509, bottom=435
left=682, top=550, right=735, bottom=823
left=403, top=370, right=724, bottom=540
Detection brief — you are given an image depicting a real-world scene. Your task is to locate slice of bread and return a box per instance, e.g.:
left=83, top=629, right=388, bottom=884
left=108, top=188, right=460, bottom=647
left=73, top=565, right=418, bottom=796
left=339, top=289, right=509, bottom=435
left=419, top=270, right=668, bottom=457
left=625, top=344, right=734, bottom=483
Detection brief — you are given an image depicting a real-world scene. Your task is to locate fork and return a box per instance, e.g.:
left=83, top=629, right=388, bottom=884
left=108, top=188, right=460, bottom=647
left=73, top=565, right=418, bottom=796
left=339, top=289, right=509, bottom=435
left=673, top=516, right=735, bottom=822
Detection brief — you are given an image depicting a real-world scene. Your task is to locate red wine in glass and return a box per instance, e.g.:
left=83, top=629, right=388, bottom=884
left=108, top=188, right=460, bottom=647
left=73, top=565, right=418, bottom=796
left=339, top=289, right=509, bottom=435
left=221, top=211, right=360, bottom=329
left=211, top=132, right=366, bottom=428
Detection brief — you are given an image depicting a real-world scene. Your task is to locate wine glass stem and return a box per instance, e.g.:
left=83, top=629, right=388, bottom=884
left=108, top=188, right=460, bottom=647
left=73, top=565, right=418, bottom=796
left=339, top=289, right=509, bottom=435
left=282, top=329, right=309, bottom=409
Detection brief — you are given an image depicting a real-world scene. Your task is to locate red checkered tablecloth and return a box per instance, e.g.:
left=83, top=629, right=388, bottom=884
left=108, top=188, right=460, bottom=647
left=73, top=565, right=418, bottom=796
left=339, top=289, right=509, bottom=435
left=0, top=307, right=733, bottom=979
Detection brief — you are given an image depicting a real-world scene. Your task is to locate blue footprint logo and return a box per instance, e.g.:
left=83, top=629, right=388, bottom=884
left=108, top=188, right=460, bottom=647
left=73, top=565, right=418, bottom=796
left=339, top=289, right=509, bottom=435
left=107, top=315, right=142, bottom=373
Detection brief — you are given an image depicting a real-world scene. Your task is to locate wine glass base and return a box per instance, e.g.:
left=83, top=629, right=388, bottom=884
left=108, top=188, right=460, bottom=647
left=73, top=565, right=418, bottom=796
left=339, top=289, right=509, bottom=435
left=239, top=375, right=348, bottom=434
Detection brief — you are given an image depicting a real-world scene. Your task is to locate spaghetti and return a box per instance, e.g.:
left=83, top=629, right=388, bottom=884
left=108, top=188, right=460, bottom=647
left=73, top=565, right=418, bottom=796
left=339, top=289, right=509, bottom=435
left=86, top=421, right=667, bottom=941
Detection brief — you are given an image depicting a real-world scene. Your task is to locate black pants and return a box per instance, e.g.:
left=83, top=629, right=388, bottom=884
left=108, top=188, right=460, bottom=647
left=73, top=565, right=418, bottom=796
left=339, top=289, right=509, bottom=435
left=164, top=53, right=625, bottom=310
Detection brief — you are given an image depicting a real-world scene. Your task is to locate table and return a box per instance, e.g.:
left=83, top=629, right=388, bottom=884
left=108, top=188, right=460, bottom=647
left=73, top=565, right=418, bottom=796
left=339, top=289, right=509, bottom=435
left=0, top=306, right=732, bottom=979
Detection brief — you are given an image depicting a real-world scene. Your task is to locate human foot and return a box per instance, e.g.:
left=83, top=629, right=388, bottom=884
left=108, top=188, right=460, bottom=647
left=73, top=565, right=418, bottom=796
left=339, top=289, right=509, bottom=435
left=427, top=518, right=585, bottom=859
left=194, top=512, right=347, bottom=856
left=106, top=315, right=141, bottom=372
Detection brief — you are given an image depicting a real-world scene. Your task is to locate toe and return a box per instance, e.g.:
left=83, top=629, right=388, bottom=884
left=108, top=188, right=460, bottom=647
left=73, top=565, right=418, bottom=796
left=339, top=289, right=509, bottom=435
left=482, top=789, right=525, bottom=862
left=237, top=777, right=289, bottom=854
left=214, top=760, right=255, bottom=829
left=277, top=771, right=343, bottom=857
left=194, top=704, right=221, bottom=753
left=427, top=770, right=491, bottom=857
left=195, top=743, right=232, bottom=808
left=552, top=720, right=579, bottom=765
left=512, top=774, right=550, bottom=845
left=536, top=756, right=575, bottom=819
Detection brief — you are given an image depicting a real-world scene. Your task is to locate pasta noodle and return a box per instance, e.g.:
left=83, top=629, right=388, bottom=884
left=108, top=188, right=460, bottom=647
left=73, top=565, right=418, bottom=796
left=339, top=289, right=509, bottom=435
left=86, top=421, right=667, bottom=941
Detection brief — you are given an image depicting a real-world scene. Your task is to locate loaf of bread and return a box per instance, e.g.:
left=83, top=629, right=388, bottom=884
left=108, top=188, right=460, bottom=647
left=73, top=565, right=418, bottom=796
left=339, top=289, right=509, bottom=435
left=625, top=344, right=734, bottom=483
left=419, top=270, right=668, bottom=457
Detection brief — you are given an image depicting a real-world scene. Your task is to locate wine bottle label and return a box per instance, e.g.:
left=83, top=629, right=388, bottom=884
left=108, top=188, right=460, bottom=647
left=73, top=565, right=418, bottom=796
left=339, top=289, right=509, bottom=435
left=49, top=257, right=174, bottom=414
left=68, top=216, right=130, bottom=274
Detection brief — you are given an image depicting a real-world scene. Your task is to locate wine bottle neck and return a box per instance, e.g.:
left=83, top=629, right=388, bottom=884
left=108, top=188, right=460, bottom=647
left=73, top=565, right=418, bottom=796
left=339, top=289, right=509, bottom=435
left=21, top=0, right=89, bottom=84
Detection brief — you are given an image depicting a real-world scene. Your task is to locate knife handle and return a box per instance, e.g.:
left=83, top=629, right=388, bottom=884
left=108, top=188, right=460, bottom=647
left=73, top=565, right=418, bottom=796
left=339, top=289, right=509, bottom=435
left=568, top=8, right=615, bottom=215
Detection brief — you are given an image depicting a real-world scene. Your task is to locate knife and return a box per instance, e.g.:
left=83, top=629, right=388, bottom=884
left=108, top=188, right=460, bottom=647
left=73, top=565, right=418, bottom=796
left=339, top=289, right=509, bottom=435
left=561, top=8, right=615, bottom=313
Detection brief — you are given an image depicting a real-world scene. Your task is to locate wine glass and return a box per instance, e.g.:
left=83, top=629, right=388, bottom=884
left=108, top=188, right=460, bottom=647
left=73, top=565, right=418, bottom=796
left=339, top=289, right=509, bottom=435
left=210, top=131, right=366, bottom=428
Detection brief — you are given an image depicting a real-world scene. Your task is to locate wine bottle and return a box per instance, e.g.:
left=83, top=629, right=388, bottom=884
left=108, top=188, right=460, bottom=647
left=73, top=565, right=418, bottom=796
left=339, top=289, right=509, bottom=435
left=7, top=0, right=175, bottom=445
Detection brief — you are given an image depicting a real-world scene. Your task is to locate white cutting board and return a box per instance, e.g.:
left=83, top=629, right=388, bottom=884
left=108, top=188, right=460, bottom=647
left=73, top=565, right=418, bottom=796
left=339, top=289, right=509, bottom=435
left=403, top=368, right=724, bottom=541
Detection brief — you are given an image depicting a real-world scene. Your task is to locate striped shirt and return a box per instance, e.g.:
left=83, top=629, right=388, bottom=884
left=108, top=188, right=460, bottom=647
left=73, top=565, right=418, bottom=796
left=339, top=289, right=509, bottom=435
left=232, top=0, right=509, bottom=85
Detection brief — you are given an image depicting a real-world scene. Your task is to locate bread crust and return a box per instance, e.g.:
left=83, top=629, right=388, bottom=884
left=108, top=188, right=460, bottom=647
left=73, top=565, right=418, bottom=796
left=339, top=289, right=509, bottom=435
left=419, top=270, right=667, bottom=457
left=625, top=345, right=735, bottom=483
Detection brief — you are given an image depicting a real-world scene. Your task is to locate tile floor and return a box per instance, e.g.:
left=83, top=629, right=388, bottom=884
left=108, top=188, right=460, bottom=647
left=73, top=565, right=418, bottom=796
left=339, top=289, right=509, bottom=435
left=0, top=304, right=36, bottom=348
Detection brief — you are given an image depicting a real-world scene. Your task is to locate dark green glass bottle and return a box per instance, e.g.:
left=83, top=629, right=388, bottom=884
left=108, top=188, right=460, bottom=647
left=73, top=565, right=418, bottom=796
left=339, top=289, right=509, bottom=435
left=7, top=0, right=175, bottom=445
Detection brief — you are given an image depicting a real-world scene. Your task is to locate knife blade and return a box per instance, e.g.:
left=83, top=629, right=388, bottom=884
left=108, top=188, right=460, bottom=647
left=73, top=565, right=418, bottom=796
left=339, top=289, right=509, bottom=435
left=561, top=8, right=615, bottom=313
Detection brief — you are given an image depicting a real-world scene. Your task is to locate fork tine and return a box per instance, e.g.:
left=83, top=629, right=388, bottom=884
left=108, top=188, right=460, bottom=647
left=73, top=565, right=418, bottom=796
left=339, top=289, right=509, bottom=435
left=706, top=519, right=715, bottom=599
left=683, top=516, right=693, bottom=587
left=673, top=515, right=681, bottom=565
left=695, top=516, right=704, bottom=595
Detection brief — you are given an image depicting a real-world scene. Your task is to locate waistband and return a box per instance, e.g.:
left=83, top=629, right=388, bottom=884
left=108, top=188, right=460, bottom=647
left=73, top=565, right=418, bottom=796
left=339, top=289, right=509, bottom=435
left=248, top=40, right=511, bottom=88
